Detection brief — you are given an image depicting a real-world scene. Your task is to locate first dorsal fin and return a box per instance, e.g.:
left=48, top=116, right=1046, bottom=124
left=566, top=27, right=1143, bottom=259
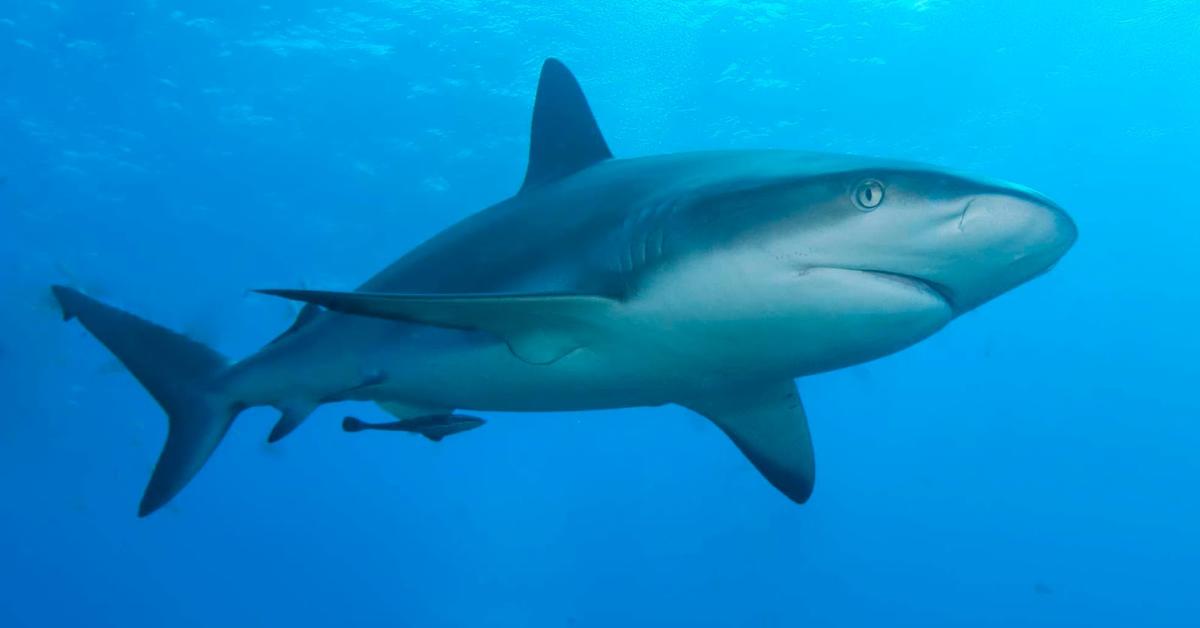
left=520, top=58, right=612, bottom=192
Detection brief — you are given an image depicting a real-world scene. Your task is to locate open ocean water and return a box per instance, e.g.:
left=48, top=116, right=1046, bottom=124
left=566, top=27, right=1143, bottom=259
left=1, top=1, right=1198, bottom=627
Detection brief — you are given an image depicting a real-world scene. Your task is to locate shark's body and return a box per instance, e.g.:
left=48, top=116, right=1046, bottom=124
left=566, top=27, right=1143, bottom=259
left=234, top=151, right=968, bottom=412
left=53, top=60, right=1077, bottom=516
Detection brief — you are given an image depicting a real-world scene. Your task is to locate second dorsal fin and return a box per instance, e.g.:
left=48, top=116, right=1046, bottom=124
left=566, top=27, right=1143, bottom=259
left=519, top=58, right=612, bottom=192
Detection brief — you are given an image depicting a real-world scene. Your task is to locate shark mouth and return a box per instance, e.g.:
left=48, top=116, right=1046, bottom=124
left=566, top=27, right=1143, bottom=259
left=855, top=270, right=958, bottom=312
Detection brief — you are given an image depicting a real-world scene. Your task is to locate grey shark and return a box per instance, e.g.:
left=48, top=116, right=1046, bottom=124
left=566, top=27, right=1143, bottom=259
left=52, top=59, right=1076, bottom=517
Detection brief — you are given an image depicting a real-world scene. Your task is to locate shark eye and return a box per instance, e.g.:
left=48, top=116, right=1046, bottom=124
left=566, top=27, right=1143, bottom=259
left=852, top=179, right=885, bottom=211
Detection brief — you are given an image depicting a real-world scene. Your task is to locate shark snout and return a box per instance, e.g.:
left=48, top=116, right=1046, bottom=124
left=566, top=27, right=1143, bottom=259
left=965, top=191, right=1076, bottom=260
left=941, top=189, right=1076, bottom=312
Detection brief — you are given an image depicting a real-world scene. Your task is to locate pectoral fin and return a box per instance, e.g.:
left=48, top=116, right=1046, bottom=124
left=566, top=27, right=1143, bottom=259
left=257, top=289, right=618, bottom=365
left=683, top=380, right=815, bottom=504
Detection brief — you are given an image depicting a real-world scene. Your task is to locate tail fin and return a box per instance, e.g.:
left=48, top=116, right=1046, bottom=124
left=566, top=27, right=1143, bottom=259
left=51, top=285, right=241, bottom=517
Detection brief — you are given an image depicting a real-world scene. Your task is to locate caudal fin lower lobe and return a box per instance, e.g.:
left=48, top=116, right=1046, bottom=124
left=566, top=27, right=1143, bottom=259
left=52, top=285, right=242, bottom=517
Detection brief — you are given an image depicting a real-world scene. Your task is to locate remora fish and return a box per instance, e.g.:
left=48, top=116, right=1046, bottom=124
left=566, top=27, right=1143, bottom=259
left=52, top=59, right=1076, bottom=516
left=341, top=414, right=485, bottom=442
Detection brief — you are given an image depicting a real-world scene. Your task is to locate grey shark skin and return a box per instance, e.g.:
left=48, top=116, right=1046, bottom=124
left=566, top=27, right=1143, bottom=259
left=52, top=59, right=1077, bottom=516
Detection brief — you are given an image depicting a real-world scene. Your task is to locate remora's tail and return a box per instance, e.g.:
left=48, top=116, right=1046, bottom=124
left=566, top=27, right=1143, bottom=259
left=51, top=285, right=241, bottom=517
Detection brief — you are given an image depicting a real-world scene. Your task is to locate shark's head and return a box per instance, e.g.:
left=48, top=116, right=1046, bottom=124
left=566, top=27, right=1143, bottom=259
left=656, top=154, right=1077, bottom=373
left=727, top=157, right=1078, bottom=317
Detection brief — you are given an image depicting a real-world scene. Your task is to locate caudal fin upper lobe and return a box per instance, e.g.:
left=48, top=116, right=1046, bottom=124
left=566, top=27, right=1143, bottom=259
left=52, top=285, right=242, bottom=516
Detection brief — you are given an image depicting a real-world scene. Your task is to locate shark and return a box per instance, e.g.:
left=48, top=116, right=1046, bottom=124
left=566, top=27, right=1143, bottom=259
left=52, top=59, right=1077, bottom=517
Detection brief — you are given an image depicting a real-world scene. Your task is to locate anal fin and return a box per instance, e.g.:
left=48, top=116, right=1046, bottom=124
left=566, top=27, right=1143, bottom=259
left=683, top=380, right=815, bottom=504
left=267, top=402, right=317, bottom=443
left=268, top=373, right=392, bottom=443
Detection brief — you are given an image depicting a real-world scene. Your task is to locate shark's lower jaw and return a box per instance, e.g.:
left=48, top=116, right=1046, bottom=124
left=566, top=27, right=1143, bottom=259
left=804, top=266, right=957, bottom=315
left=855, top=270, right=958, bottom=313
left=774, top=267, right=955, bottom=370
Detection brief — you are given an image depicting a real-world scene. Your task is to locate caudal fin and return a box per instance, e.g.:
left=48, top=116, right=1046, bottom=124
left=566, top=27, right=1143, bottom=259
left=51, top=285, right=241, bottom=517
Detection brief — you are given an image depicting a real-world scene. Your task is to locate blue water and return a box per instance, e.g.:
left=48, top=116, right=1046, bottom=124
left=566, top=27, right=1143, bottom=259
left=2, top=1, right=1198, bottom=626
